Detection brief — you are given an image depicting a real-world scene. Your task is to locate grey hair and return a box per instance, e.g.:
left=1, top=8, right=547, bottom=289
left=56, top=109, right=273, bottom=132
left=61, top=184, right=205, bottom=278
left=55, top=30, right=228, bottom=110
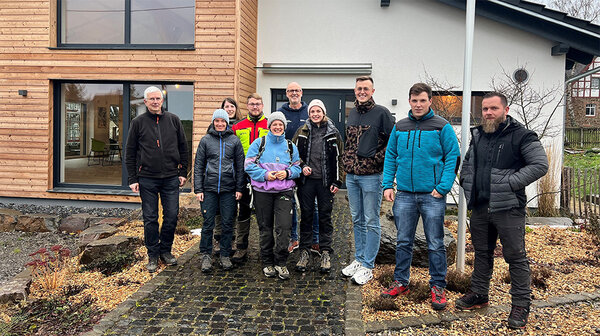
left=144, top=86, right=163, bottom=100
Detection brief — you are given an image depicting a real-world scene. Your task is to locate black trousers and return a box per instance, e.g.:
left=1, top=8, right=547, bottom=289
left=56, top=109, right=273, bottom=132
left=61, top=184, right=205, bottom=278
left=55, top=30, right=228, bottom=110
left=469, top=205, right=531, bottom=307
left=298, top=179, right=334, bottom=252
left=254, top=190, right=293, bottom=267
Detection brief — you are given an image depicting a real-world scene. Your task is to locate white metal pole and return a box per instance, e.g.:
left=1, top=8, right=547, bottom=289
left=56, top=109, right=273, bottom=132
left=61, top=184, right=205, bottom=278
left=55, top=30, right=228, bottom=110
left=457, top=0, right=476, bottom=273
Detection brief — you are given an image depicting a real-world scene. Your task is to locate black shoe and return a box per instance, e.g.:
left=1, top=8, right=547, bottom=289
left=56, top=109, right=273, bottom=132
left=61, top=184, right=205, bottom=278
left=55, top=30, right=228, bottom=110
left=147, top=256, right=159, bottom=273
left=455, top=291, right=489, bottom=310
left=160, top=252, right=177, bottom=266
left=231, top=249, right=247, bottom=263
left=508, top=305, right=530, bottom=329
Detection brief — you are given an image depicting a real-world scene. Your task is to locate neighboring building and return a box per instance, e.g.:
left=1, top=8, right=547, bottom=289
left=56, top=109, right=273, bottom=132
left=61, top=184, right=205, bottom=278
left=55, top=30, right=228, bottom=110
left=0, top=0, right=598, bottom=203
left=569, top=57, right=600, bottom=127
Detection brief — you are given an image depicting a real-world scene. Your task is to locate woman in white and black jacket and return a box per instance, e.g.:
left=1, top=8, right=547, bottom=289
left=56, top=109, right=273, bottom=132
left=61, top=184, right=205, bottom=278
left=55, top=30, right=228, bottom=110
left=292, top=99, right=344, bottom=274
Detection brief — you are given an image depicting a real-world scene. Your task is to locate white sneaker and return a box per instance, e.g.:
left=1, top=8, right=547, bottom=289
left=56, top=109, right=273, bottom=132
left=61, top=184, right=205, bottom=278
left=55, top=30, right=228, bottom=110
left=341, top=260, right=362, bottom=277
left=351, top=266, right=373, bottom=285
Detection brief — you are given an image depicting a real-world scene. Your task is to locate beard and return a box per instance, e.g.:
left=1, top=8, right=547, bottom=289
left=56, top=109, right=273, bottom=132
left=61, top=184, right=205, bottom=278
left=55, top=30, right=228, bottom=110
left=481, top=115, right=505, bottom=133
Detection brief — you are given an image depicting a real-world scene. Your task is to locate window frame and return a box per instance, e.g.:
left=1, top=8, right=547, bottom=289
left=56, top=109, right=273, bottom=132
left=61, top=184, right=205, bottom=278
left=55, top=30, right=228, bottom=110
left=591, top=78, right=600, bottom=89
left=52, top=80, right=194, bottom=192
left=55, top=0, right=195, bottom=50
left=585, top=104, right=596, bottom=117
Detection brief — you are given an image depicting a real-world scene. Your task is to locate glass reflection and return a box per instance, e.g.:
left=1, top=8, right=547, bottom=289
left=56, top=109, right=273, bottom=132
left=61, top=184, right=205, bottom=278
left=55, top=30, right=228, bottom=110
left=131, top=0, right=195, bottom=44
left=61, top=0, right=124, bottom=44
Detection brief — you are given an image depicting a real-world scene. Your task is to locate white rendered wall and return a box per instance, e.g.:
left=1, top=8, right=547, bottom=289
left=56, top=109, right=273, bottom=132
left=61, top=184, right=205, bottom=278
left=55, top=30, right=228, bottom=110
left=257, top=0, right=566, bottom=206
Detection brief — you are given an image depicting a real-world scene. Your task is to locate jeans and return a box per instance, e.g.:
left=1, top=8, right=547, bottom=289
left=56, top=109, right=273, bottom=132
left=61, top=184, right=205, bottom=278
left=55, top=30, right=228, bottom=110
left=139, top=176, right=180, bottom=258
left=470, top=206, right=531, bottom=307
left=254, top=190, right=293, bottom=266
left=392, top=191, right=447, bottom=288
left=298, top=179, right=333, bottom=252
left=199, top=191, right=237, bottom=257
left=346, top=173, right=383, bottom=269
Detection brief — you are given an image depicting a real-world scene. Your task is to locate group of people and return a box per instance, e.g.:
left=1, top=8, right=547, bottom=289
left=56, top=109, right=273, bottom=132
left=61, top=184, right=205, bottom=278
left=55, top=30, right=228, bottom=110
left=125, top=77, right=548, bottom=329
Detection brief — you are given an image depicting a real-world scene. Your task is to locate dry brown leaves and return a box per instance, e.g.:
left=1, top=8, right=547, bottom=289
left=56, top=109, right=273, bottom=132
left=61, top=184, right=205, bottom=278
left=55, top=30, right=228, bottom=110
left=28, top=219, right=200, bottom=311
left=362, top=221, right=600, bottom=323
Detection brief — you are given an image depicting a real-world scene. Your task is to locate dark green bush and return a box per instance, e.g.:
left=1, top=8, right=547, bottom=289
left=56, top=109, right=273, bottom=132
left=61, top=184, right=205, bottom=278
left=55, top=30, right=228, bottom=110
left=80, top=250, right=138, bottom=276
left=446, top=269, right=471, bottom=293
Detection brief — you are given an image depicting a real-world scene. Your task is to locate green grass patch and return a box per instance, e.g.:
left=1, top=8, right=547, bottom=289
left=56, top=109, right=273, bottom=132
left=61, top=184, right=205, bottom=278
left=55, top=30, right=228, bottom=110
left=564, top=152, right=600, bottom=169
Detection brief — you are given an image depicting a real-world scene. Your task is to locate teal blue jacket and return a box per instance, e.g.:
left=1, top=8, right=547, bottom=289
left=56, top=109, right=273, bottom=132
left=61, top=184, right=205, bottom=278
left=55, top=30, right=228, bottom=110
left=382, top=109, right=460, bottom=195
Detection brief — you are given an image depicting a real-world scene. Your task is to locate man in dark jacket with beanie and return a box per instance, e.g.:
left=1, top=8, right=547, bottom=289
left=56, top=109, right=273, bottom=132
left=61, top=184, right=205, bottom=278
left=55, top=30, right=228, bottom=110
left=456, top=92, right=548, bottom=329
left=125, top=86, right=189, bottom=273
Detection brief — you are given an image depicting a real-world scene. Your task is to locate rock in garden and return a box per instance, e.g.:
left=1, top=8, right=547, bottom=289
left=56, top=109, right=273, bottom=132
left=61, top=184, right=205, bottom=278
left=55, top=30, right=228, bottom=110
left=376, top=201, right=457, bottom=267
left=95, top=217, right=128, bottom=227
left=79, top=235, right=141, bottom=265
left=0, top=209, right=21, bottom=232
left=78, top=224, right=120, bottom=252
left=59, top=213, right=104, bottom=233
left=0, top=269, right=31, bottom=304
left=16, top=214, right=60, bottom=233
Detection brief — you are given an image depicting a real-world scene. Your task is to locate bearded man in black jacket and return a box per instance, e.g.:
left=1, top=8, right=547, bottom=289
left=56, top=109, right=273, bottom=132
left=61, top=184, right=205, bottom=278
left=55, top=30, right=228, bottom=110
left=457, top=92, right=548, bottom=329
left=125, top=86, right=189, bottom=273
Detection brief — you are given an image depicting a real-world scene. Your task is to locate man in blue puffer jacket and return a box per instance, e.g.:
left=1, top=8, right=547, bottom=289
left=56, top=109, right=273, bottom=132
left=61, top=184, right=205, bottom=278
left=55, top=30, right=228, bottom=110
left=381, top=83, right=460, bottom=311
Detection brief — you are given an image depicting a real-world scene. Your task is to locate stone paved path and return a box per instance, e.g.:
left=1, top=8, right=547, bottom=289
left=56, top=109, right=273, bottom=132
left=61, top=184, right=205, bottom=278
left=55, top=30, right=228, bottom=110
left=102, top=193, right=354, bottom=335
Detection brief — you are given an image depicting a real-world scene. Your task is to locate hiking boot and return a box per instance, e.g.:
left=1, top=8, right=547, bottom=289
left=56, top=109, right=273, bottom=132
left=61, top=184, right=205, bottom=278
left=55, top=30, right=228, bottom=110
left=320, top=251, right=331, bottom=273
left=263, top=266, right=277, bottom=278
left=351, top=266, right=373, bottom=285
left=160, top=252, right=177, bottom=266
left=341, top=260, right=362, bottom=277
left=508, top=305, right=530, bottom=329
left=431, top=286, right=447, bottom=310
left=287, top=240, right=299, bottom=253
left=296, top=249, right=310, bottom=272
left=201, top=254, right=212, bottom=273
left=220, top=256, right=233, bottom=270
left=381, top=280, right=409, bottom=298
left=231, top=249, right=247, bottom=263
left=455, top=291, right=489, bottom=310
left=311, top=243, right=320, bottom=253
left=147, top=256, right=159, bottom=273
left=212, top=238, right=220, bottom=255
left=275, top=265, right=290, bottom=280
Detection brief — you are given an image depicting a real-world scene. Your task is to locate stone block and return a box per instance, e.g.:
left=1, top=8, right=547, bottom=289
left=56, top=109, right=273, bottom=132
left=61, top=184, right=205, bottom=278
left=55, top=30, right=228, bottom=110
left=0, top=209, right=20, bottom=232
left=78, top=224, right=120, bottom=252
left=95, top=217, right=128, bottom=227
left=0, top=277, right=31, bottom=304
left=16, top=214, right=60, bottom=232
left=59, top=213, right=104, bottom=233
left=79, top=235, right=141, bottom=265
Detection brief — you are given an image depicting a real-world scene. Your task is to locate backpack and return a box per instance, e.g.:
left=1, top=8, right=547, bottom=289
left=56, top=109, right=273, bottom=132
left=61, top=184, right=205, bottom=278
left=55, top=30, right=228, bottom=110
left=255, top=136, right=294, bottom=164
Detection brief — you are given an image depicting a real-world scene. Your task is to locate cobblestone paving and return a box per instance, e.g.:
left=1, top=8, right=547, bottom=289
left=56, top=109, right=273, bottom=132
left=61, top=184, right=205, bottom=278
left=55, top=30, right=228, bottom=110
left=104, top=193, right=354, bottom=335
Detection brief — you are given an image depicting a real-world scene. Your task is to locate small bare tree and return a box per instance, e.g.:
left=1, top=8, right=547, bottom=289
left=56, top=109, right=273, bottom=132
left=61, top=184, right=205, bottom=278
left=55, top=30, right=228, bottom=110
left=490, top=64, right=563, bottom=141
left=548, top=0, right=600, bottom=24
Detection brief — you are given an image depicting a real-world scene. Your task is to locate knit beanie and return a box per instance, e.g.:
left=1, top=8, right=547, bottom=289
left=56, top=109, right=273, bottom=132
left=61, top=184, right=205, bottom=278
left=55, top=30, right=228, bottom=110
left=268, top=111, right=287, bottom=129
left=212, top=109, right=229, bottom=124
left=308, top=99, right=327, bottom=115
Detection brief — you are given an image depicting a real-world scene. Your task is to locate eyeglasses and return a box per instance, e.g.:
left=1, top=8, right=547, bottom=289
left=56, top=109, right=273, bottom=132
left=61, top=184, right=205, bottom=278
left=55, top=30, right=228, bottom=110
left=248, top=103, right=263, bottom=107
left=286, top=89, right=302, bottom=93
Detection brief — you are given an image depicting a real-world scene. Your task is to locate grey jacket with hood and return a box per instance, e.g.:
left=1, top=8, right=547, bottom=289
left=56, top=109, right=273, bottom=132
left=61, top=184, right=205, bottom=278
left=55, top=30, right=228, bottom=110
left=459, top=115, right=548, bottom=212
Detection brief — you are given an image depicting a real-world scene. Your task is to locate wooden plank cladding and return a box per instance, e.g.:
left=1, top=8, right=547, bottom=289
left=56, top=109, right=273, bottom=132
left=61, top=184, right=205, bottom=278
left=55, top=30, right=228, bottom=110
left=0, top=0, right=258, bottom=202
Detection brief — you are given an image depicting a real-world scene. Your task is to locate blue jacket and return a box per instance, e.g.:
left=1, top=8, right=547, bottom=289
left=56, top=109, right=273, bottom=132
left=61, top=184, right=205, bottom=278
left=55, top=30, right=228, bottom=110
left=382, top=109, right=460, bottom=195
left=278, top=102, right=308, bottom=140
left=244, top=131, right=302, bottom=193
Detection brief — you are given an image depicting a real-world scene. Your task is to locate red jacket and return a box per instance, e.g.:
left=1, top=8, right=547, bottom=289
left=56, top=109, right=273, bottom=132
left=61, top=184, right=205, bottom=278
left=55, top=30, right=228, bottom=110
left=232, top=114, right=269, bottom=155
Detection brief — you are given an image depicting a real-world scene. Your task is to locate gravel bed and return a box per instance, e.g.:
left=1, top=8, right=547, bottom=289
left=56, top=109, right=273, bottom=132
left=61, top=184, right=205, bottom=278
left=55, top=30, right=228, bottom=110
left=0, top=203, right=137, bottom=285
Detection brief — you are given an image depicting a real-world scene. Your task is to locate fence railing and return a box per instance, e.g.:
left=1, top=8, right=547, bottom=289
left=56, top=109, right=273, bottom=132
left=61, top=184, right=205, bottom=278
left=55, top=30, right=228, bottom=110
left=564, top=127, right=600, bottom=148
left=561, top=166, right=600, bottom=218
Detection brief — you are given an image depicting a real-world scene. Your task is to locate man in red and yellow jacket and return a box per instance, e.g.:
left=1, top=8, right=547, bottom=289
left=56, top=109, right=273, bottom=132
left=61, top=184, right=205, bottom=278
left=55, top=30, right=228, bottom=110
left=230, top=93, right=269, bottom=262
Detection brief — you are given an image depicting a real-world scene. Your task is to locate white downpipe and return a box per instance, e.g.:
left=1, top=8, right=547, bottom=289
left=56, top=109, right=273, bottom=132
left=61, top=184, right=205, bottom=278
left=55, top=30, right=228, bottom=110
left=457, top=0, right=476, bottom=274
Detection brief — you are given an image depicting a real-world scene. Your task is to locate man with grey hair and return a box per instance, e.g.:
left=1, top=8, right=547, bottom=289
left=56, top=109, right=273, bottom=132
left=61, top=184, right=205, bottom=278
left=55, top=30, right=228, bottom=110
left=125, top=86, right=189, bottom=273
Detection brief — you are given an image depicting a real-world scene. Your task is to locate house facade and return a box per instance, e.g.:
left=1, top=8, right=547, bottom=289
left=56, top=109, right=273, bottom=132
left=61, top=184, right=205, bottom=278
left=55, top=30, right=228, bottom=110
left=569, top=57, right=600, bottom=127
left=0, top=0, right=598, bottom=203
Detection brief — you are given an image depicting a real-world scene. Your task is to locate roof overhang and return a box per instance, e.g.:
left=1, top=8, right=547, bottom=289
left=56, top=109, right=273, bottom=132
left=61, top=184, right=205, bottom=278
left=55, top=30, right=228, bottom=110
left=256, top=63, right=372, bottom=75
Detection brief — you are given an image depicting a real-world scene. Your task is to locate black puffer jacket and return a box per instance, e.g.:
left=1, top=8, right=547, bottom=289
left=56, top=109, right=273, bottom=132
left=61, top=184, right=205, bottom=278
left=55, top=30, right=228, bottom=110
left=125, top=108, right=188, bottom=185
left=293, top=119, right=344, bottom=189
left=460, top=116, right=548, bottom=212
left=193, top=125, right=245, bottom=194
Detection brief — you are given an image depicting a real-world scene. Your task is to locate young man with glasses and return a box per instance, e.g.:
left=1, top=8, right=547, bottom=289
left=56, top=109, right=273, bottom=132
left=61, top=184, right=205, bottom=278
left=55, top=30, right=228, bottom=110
left=230, top=93, right=269, bottom=263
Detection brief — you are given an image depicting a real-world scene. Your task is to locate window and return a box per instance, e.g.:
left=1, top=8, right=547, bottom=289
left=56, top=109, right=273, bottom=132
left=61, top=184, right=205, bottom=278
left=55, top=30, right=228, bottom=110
left=431, top=92, right=486, bottom=125
left=58, top=0, right=195, bottom=48
left=586, top=104, right=596, bottom=117
left=592, top=78, right=600, bottom=89
left=55, top=82, right=193, bottom=190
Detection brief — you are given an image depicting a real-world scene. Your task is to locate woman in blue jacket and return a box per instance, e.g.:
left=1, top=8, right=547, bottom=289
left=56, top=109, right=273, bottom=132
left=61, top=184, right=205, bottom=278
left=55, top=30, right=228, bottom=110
left=245, top=112, right=301, bottom=280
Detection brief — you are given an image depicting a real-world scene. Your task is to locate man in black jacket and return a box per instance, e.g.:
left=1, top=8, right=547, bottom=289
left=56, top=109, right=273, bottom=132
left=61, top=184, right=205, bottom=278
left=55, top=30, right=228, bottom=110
left=125, top=86, right=189, bottom=273
left=457, top=92, right=548, bottom=329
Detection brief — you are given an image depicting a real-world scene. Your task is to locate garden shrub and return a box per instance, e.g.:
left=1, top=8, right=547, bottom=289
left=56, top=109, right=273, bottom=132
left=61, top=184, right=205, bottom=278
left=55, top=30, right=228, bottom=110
left=446, top=269, right=471, bottom=293
left=80, top=250, right=138, bottom=276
